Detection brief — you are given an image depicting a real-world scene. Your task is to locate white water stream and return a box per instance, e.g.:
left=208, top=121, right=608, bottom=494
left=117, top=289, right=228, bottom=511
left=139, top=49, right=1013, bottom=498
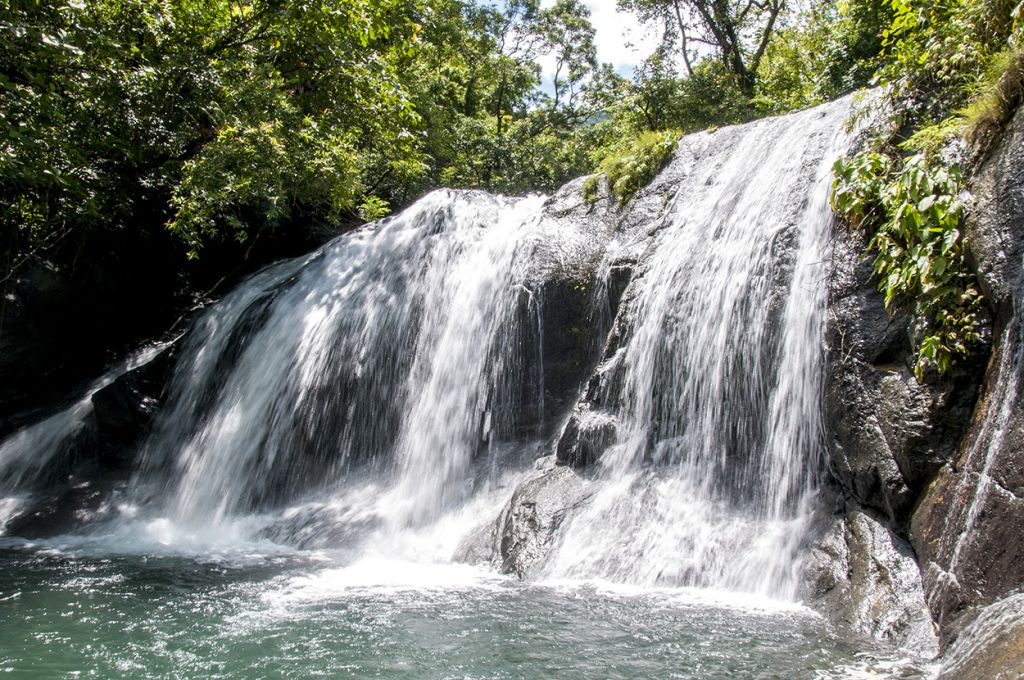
left=0, top=99, right=859, bottom=603
left=540, top=99, right=853, bottom=598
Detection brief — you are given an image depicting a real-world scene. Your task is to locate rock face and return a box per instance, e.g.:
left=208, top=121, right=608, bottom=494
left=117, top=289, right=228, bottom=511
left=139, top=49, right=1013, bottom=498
left=453, top=156, right=699, bottom=571
left=0, top=234, right=186, bottom=433
left=823, top=230, right=985, bottom=528
left=910, top=105, right=1024, bottom=650
left=496, top=457, right=591, bottom=577
left=813, top=105, right=1024, bottom=661
left=521, top=179, right=621, bottom=433
left=551, top=134, right=718, bottom=468
left=800, top=510, right=937, bottom=654
left=454, top=456, right=593, bottom=578
left=937, top=592, right=1024, bottom=680
left=1, top=341, right=176, bottom=537
left=459, top=113, right=954, bottom=645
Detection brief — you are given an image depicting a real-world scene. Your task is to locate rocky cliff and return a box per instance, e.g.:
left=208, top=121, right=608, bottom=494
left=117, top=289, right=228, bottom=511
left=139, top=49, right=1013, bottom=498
left=912, top=106, right=1024, bottom=672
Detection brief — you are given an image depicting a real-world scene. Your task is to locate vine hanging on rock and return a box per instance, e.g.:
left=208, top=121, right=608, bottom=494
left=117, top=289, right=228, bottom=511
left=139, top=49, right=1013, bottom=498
left=831, top=150, right=985, bottom=380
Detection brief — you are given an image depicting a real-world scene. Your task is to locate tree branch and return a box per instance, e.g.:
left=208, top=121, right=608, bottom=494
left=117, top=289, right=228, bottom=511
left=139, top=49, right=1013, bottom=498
left=749, top=0, right=782, bottom=76
left=672, top=1, right=694, bottom=77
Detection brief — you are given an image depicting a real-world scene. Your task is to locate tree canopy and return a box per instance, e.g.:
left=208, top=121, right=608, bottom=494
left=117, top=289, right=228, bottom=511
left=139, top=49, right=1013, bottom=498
left=1, top=0, right=1019, bottom=274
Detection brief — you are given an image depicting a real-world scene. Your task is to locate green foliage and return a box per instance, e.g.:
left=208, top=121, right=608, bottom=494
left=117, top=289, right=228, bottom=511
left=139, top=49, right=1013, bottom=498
left=876, top=0, right=1016, bottom=118
left=899, top=118, right=967, bottom=155
left=754, top=0, right=891, bottom=115
left=832, top=152, right=985, bottom=379
left=1, top=0, right=426, bottom=259
left=0, top=0, right=623, bottom=263
left=400, top=0, right=610, bottom=195
left=594, top=49, right=750, bottom=142
left=4, top=0, right=1020, bottom=287
left=581, top=174, right=601, bottom=204
left=592, top=130, right=680, bottom=204
left=358, top=195, right=392, bottom=222
left=673, top=61, right=751, bottom=130
left=826, top=0, right=1024, bottom=381
left=960, top=46, right=1024, bottom=153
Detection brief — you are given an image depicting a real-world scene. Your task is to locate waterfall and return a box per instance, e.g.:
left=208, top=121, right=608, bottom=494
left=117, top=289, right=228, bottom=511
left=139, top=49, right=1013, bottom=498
left=132, top=191, right=548, bottom=535
left=540, top=99, right=853, bottom=598
left=0, top=98, right=858, bottom=601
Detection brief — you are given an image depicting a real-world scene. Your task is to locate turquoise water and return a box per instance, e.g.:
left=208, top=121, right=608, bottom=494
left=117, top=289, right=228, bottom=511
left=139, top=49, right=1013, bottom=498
left=0, top=542, right=929, bottom=679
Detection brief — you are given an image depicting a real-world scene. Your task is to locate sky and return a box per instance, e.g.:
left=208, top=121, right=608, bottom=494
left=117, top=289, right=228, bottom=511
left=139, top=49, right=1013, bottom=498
left=537, top=0, right=663, bottom=80
left=578, top=1, right=660, bottom=74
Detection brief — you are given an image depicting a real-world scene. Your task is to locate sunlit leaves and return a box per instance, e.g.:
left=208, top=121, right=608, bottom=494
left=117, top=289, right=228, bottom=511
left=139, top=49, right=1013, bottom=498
left=875, top=0, right=1015, bottom=115
left=593, top=127, right=679, bottom=201
left=0, top=0, right=427, bottom=258
left=832, top=151, right=985, bottom=379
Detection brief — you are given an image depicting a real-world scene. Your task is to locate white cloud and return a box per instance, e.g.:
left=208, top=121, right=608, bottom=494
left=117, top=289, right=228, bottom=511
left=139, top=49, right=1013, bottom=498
left=537, top=1, right=662, bottom=77
left=585, top=1, right=660, bottom=72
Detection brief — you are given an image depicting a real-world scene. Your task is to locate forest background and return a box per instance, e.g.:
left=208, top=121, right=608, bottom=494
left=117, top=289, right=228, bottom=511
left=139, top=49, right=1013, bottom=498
left=0, top=0, right=1018, bottom=410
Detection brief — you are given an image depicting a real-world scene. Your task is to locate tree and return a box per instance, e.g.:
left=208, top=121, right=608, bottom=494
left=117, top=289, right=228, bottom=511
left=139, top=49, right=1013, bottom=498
left=0, top=0, right=429, bottom=259
left=619, top=0, right=784, bottom=96
left=753, top=0, right=891, bottom=114
left=537, top=0, right=598, bottom=120
left=487, top=0, right=543, bottom=147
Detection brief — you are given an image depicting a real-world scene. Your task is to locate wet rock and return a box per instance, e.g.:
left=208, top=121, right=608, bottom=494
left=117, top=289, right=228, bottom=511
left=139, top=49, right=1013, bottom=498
left=910, top=104, right=1024, bottom=648
left=802, top=510, right=937, bottom=652
left=555, top=403, right=617, bottom=468
left=497, top=457, right=591, bottom=578
left=455, top=456, right=592, bottom=578
left=824, top=232, right=982, bottom=526
left=937, top=592, right=1024, bottom=680
left=911, top=336, right=1024, bottom=646
left=1, top=340, right=178, bottom=537
left=90, top=343, right=177, bottom=468
left=2, top=478, right=121, bottom=538
left=522, top=179, right=620, bottom=433
left=452, top=514, right=502, bottom=567
left=547, top=135, right=720, bottom=468
left=514, top=153, right=700, bottom=449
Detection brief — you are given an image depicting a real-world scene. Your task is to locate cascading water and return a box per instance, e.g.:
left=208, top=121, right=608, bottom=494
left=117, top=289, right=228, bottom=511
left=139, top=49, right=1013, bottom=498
left=0, top=96, right=937, bottom=679
left=540, top=98, right=854, bottom=598
left=0, top=342, right=169, bottom=531
left=126, top=191, right=550, bottom=547
left=2, top=98, right=855, bottom=597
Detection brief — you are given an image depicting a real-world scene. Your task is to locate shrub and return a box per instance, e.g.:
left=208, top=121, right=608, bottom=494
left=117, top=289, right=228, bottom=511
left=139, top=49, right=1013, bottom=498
left=962, top=46, right=1024, bottom=154
left=581, top=174, right=601, bottom=204
left=588, top=130, right=680, bottom=205
left=832, top=152, right=985, bottom=379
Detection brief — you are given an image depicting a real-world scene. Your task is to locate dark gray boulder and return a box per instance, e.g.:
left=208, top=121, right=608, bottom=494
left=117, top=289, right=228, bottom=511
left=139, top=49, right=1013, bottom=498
left=496, top=458, right=591, bottom=577
left=90, top=344, right=177, bottom=468
left=2, top=340, right=177, bottom=537
left=453, top=456, right=592, bottom=577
